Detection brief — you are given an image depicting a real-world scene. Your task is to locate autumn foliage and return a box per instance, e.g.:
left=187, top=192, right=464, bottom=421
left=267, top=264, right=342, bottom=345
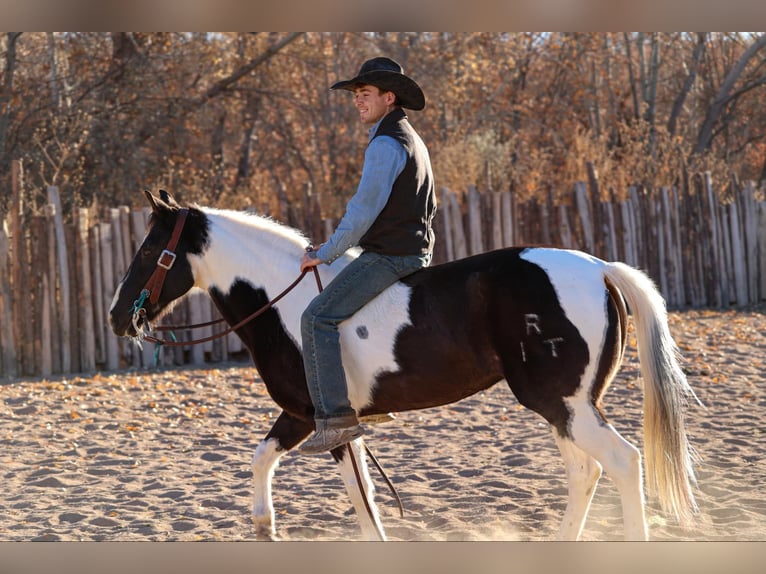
left=2, top=32, right=766, bottom=221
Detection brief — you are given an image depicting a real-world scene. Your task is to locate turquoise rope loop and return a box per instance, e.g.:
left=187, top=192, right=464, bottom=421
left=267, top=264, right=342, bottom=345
left=130, top=289, right=150, bottom=314
left=153, top=343, right=163, bottom=366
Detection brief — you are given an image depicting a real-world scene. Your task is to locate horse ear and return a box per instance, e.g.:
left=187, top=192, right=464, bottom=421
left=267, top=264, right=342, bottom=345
left=144, top=190, right=161, bottom=213
left=158, top=189, right=180, bottom=207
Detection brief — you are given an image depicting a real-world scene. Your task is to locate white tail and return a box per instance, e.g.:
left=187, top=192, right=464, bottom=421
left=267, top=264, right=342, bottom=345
left=603, top=261, right=700, bottom=526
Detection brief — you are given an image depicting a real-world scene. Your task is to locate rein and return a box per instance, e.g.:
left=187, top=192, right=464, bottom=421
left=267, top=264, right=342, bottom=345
left=128, top=215, right=402, bottom=533
left=133, top=267, right=319, bottom=347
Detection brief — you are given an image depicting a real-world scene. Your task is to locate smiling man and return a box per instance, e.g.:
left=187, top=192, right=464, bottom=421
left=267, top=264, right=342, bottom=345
left=298, top=57, right=437, bottom=454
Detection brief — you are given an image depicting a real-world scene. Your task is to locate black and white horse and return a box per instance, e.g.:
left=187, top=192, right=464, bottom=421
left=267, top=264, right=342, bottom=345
left=109, top=190, right=699, bottom=541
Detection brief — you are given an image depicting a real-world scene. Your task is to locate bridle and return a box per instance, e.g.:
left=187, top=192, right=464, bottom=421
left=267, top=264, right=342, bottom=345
left=127, top=206, right=401, bottom=537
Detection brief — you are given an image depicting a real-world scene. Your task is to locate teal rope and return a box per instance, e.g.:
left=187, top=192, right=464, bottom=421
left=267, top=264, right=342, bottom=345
left=130, top=289, right=149, bottom=314
left=152, top=330, right=177, bottom=367
left=153, top=342, right=163, bottom=366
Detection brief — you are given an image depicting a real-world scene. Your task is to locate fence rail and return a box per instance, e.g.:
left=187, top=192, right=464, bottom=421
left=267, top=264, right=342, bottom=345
left=2, top=165, right=765, bottom=378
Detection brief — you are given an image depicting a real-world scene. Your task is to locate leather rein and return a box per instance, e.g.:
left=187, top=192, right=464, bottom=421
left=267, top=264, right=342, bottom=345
left=128, top=207, right=403, bottom=532
left=129, top=207, right=323, bottom=347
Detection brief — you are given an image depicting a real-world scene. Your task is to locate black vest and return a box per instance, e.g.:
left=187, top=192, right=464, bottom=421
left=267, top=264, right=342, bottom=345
left=359, top=108, right=436, bottom=256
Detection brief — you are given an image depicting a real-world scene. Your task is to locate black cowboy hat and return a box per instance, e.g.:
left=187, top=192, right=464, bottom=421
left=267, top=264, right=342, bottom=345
left=330, top=57, right=425, bottom=111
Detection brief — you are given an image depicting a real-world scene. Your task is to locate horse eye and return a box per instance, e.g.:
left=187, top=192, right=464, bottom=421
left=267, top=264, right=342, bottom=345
left=141, top=247, right=153, bottom=258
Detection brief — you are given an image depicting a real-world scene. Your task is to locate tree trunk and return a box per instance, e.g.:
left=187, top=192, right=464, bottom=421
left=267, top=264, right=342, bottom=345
left=667, top=33, right=706, bottom=137
left=694, top=33, right=766, bottom=154
left=0, top=33, right=22, bottom=175
left=623, top=32, right=641, bottom=121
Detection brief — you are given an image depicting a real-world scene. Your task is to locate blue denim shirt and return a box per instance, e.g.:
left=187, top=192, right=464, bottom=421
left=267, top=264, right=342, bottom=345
left=315, top=116, right=407, bottom=264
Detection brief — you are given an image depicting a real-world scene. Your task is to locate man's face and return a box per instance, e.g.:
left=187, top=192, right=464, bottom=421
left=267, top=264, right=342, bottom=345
left=352, top=84, right=394, bottom=125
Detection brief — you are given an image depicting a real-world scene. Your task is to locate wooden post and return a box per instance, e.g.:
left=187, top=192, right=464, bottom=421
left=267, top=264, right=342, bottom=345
left=448, top=191, right=467, bottom=259
left=659, top=188, right=673, bottom=305
left=109, top=208, right=131, bottom=366
left=45, top=204, right=61, bottom=373
left=9, top=161, right=22, bottom=376
left=742, top=182, right=758, bottom=302
left=558, top=203, right=573, bottom=249
left=654, top=196, right=668, bottom=301
left=703, top=172, right=724, bottom=307
left=200, top=292, right=213, bottom=355
left=586, top=162, right=603, bottom=256
left=100, top=222, right=120, bottom=370
left=65, top=222, right=81, bottom=373
left=186, top=293, right=205, bottom=365
left=47, top=186, right=72, bottom=373
left=500, top=191, right=514, bottom=247
left=211, top=299, right=226, bottom=362
left=466, top=186, right=484, bottom=255
left=77, top=209, right=97, bottom=372
left=628, top=186, right=646, bottom=269
left=119, top=206, right=133, bottom=275
left=440, top=187, right=454, bottom=261
left=40, top=274, right=52, bottom=377
left=90, top=225, right=106, bottom=366
left=620, top=199, right=636, bottom=267
left=496, top=191, right=503, bottom=249
left=719, top=202, right=733, bottom=305
left=30, top=216, right=46, bottom=376
left=668, top=186, right=685, bottom=307
left=602, top=201, right=618, bottom=262
left=759, top=199, right=766, bottom=301
left=728, top=198, right=748, bottom=306
left=0, top=218, right=17, bottom=377
left=575, top=182, right=595, bottom=255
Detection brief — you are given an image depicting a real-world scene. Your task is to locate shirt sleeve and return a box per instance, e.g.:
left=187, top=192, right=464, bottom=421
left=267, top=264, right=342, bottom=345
left=316, top=135, right=407, bottom=264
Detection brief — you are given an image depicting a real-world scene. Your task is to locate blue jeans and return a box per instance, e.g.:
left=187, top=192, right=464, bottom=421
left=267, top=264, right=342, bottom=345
left=301, top=251, right=430, bottom=429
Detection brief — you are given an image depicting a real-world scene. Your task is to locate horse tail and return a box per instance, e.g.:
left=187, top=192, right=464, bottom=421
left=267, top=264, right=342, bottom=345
left=602, top=261, right=700, bottom=527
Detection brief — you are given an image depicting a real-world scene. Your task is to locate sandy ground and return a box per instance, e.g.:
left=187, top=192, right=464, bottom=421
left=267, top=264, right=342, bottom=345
left=1, top=306, right=764, bottom=542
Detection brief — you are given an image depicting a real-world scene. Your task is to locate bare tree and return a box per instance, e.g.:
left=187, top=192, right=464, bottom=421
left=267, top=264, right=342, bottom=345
left=694, top=33, right=766, bottom=154
left=667, top=33, right=706, bottom=137
left=0, top=32, right=22, bottom=203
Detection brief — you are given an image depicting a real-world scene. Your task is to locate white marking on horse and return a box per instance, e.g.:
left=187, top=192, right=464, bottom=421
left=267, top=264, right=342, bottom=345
left=521, top=248, right=608, bottom=403
left=340, top=283, right=413, bottom=411
left=191, top=208, right=413, bottom=415
left=525, top=313, right=542, bottom=335
left=251, top=437, right=284, bottom=537
left=544, top=337, right=565, bottom=357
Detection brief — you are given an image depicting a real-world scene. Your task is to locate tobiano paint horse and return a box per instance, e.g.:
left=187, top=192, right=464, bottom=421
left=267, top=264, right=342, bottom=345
left=109, top=190, right=699, bottom=541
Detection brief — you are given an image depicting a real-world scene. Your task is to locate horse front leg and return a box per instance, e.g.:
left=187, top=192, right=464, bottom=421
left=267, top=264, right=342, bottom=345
left=331, top=438, right=386, bottom=541
left=251, top=411, right=312, bottom=540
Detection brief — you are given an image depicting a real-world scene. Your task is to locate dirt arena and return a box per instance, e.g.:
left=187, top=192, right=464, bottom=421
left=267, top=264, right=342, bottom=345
left=1, top=306, right=764, bottom=541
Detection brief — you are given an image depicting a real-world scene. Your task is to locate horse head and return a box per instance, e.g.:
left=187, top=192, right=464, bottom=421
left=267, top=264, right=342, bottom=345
left=109, top=189, right=207, bottom=338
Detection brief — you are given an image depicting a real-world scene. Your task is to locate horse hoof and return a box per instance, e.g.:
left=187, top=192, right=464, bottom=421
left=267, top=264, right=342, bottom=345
left=252, top=517, right=278, bottom=541
left=254, top=531, right=280, bottom=542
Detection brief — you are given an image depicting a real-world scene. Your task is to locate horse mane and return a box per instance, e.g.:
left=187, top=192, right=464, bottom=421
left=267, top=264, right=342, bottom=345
left=199, top=205, right=311, bottom=254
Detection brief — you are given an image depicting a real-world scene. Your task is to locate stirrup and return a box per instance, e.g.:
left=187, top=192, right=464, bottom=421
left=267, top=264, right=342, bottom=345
left=359, top=412, right=397, bottom=425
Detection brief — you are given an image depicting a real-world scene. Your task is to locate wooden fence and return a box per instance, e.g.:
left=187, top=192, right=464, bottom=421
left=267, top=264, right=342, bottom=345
left=433, top=175, right=766, bottom=311
left=2, top=167, right=765, bottom=379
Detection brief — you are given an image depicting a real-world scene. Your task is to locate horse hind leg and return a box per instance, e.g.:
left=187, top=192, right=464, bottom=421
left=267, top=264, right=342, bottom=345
left=565, top=399, right=647, bottom=540
left=552, top=431, right=603, bottom=540
left=332, top=438, right=386, bottom=541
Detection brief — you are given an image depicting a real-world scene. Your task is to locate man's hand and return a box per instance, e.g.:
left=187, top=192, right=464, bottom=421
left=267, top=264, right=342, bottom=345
left=301, top=250, right=322, bottom=273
